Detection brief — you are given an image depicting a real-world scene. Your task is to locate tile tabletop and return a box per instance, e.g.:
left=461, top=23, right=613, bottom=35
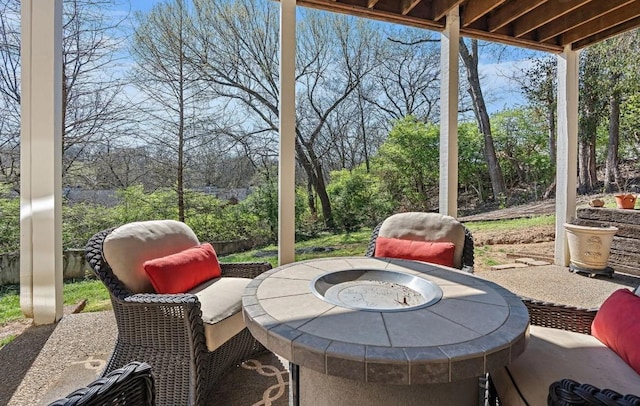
left=242, top=256, right=530, bottom=385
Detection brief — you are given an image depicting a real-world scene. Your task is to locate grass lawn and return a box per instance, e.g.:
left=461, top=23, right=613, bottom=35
left=220, top=229, right=372, bottom=267
left=0, top=279, right=110, bottom=348
left=464, top=215, right=555, bottom=233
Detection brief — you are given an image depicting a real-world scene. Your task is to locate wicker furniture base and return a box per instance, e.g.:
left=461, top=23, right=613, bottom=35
left=48, top=361, right=155, bottom=406
left=548, top=378, right=640, bottom=406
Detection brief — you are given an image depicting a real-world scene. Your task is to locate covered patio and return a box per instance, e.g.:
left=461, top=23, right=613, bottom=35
left=19, top=0, right=640, bottom=334
left=12, top=0, right=640, bottom=402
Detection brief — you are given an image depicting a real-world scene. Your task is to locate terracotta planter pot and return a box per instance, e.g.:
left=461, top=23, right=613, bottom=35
left=615, top=193, right=637, bottom=209
left=564, top=223, right=618, bottom=271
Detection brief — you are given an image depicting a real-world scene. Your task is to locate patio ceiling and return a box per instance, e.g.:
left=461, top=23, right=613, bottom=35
left=296, top=0, right=640, bottom=52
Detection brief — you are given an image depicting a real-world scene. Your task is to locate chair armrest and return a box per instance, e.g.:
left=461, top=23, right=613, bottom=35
left=365, top=222, right=383, bottom=257
left=548, top=379, right=640, bottom=406
left=113, top=293, right=208, bottom=354
left=220, top=262, right=272, bottom=279
left=125, top=292, right=199, bottom=305
left=48, top=362, right=155, bottom=406
left=522, top=297, right=598, bottom=335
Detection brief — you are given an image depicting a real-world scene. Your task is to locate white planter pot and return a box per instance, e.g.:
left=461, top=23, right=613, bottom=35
left=564, top=223, right=618, bottom=271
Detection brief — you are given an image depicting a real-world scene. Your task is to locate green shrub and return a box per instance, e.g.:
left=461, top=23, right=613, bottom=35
left=327, top=167, right=394, bottom=231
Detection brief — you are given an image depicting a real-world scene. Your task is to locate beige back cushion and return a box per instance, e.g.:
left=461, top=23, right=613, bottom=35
left=103, top=220, right=200, bottom=293
left=378, top=212, right=466, bottom=268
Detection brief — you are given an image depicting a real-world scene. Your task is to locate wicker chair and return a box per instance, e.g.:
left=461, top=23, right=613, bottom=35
left=365, top=212, right=474, bottom=273
left=489, top=296, right=640, bottom=405
left=523, top=297, right=598, bottom=334
left=48, top=361, right=155, bottom=406
left=85, top=221, right=272, bottom=406
left=548, top=378, right=640, bottom=406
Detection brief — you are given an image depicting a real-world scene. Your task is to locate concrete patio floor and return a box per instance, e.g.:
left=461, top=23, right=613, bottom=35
left=2, top=263, right=639, bottom=405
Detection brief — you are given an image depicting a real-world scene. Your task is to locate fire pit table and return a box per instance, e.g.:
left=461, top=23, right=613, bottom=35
left=242, top=257, right=529, bottom=406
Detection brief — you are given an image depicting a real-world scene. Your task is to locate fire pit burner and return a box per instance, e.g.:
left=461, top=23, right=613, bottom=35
left=311, top=269, right=442, bottom=312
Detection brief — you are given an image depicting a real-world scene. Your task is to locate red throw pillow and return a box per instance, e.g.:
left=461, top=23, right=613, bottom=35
left=591, top=288, right=640, bottom=374
left=375, top=237, right=456, bottom=267
left=143, top=243, right=221, bottom=294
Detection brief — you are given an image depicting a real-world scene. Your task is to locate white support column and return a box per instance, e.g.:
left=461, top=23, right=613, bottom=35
left=20, top=0, right=63, bottom=324
left=555, top=46, right=579, bottom=266
left=278, top=0, right=296, bottom=266
left=439, top=8, right=460, bottom=217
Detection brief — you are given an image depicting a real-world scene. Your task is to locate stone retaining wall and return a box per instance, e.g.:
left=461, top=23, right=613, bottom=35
left=574, top=207, right=640, bottom=277
left=0, top=239, right=258, bottom=286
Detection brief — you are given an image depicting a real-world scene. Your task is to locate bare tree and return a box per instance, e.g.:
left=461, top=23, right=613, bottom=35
left=91, top=142, right=153, bottom=188
left=595, top=31, right=640, bottom=192
left=0, top=0, right=22, bottom=189
left=459, top=38, right=506, bottom=200
left=131, top=0, right=224, bottom=221
left=189, top=0, right=379, bottom=228
left=61, top=0, right=134, bottom=185
left=516, top=57, right=557, bottom=166
left=578, top=49, right=606, bottom=193
left=0, top=0, right=134, bottom=189
left=364, top=29, right=441, bottom=122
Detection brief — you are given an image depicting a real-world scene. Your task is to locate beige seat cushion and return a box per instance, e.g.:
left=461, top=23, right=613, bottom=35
left=190, top=277, right=252, bottom=351
left=378, top=212, right=466, bottom=269
left=492, top=325, right=640, bottom=406
left=103, top=220, right=199, bottom=293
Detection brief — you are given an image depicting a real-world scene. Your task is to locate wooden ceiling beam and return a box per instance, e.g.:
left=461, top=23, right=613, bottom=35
left=462, top=26, right=562, bottom=52
left=431, top=0, right=464, bottom=21
left=512, top=0, right=592, bottom=38
left=292, top=0, right=640, bottom=54
left=573, top=16, right=640, bottom=49
left=560, top=3, right=640, bottom=45
left=401, top=0, right=422, bottom=15
left=462, top=0, right=506, bottom=27
left=297, top=0, right=445, bottom=31
left=538, top=0, right=636, bottom=42
left=488, top=0, right=548, bottom=32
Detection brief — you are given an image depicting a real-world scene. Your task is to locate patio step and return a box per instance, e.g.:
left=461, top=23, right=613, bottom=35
left=490, top=257, right=551, bottom=271
left=515, top=258, right=551, bottom=266
left=506, top=252, right=554, bottom=262
left=490, top=263, right=529, bottom=270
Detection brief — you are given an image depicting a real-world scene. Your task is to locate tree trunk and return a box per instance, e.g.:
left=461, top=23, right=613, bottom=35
left=177, top=4, right=185, bottom=223
left=604, top=91, right=621, bottom=192
left=578, top=137, right=597, bottom=194
left=358, top=87, right=371, bottom=173
left=547, top=104, right=556, bottom=166
left=313, top=162, right=334, bottom=228
left=307, top=181, right=317, bottom=218
left=578, top=96, right=600, bottom=194
left=295, top=135, right=334, bottom=228
left=459, top=39, right=506, bottom=200
left=589, top=137, right=598, bottom=188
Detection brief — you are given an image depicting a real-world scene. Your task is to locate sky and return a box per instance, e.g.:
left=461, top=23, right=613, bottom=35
left=123, top=0, right=543, bottom=114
